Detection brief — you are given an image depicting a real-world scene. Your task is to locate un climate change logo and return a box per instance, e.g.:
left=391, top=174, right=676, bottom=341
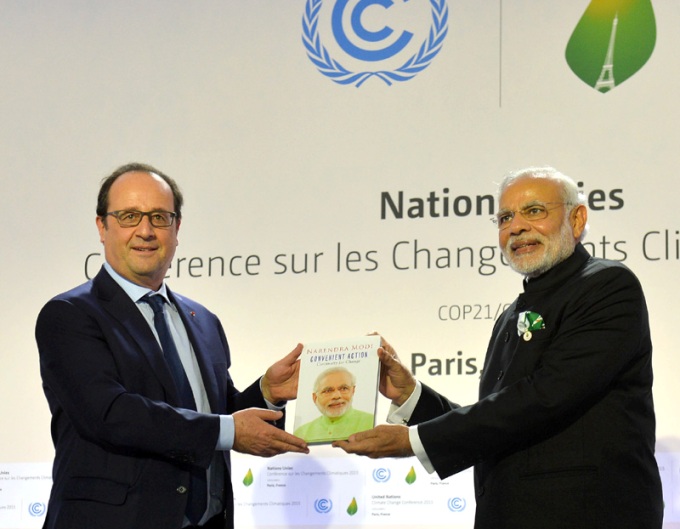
left=302, top=0, right=448, bottom=87
left=28, top=502, right=46, bottom=517
left=372, top=467, right=391, bottom=483
left=314, top=498, right=333, bottom=513
left=448, top=497, right=466, bottom=512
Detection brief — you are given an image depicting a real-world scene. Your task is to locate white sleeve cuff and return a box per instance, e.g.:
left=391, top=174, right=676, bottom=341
left=217, top=415, right=235, bottom=451
left=408, top=426, right=435, bottom=474
left=384, top=381, right=435, bottom=474
left=386, top=380, right=422, bottom=425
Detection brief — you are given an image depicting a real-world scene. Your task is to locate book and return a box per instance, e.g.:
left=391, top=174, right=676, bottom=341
left=293, top=335, right=381, bottom=444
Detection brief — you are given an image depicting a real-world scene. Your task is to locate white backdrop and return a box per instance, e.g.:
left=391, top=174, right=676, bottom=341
left=1, top=1, right=679, bottom=527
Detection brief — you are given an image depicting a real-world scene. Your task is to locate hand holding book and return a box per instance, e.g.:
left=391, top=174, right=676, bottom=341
left=374, top=335, right=417, bottom=406
left=293, top=336, right=381, bottom=444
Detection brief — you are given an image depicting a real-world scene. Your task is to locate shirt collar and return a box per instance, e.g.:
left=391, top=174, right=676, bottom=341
left=103, top=262, right=170, bottom=304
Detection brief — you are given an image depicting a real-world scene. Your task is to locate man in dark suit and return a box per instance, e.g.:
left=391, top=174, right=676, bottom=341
left=36, top=163, right=309, bottom=529
left=334, top=167, right=664, bottom=528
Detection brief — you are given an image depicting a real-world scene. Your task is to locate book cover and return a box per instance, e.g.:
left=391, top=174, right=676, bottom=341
left=293, top=335, right=381, bottom=444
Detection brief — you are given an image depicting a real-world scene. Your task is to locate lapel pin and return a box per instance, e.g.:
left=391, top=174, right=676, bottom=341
left=517, top=311, right=545, bottom=342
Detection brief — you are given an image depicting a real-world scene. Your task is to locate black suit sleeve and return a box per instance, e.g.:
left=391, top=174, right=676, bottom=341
left=415, top=264, right=653, bottom=479
left=37, top=298, right=220, bottom=468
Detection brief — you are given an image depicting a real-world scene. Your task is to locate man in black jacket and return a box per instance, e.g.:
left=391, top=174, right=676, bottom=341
left=334, top=167, right=663, bottom=528
left=36, top=163, right=309, bottom=529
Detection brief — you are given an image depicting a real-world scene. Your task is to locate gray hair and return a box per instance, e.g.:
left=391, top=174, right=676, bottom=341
left=313, top=367, right=356, bottom=393
left=497, top=166, right=588, bottom=241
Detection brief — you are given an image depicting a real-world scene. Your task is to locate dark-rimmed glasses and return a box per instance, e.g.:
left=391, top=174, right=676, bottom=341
left=104, top=210, right=177, bottom=228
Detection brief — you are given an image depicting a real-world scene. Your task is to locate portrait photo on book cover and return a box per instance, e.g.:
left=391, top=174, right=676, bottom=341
left=293, top=336, right=380, bottom=444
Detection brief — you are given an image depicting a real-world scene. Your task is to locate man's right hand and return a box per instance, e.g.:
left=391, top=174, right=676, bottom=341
left=232, top=408, right=309, bottom=457
left=377, top=337, right=416, bottom=406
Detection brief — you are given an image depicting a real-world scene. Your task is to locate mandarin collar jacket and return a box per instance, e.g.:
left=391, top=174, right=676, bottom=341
left=409, top=244, right=663, bottom=528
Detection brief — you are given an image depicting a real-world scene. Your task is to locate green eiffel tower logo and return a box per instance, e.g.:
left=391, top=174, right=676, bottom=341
left=566, top=0, right=656, bottom=92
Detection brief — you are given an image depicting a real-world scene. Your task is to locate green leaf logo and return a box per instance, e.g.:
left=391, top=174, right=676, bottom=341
left=565, top=0, right=656, bottom=92
left=405, top=466, right=417, bottom=485
left=347, top=497, right=358, bottom=516
left=243, top=468, right=254, bottom=487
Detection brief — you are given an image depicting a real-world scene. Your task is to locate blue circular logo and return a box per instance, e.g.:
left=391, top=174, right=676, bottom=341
left=448, top=497, right=466, bottom=512
left=302, top=0, right=449, bottom=86
left=314, top=498, right=333, bottom=513
left=28, top=502, right=46, bottom=517
left=372, top=467, right=391, bottom=482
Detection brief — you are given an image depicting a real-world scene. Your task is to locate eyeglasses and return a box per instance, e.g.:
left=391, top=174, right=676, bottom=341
left=317, top=385, right=353, bottom=396
left=492, top=202, right=571, bottom=230
left=104, top=210, right=178, bottom=228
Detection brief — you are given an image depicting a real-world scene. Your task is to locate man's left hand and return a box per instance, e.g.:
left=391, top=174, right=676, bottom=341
left=332, top=424, right=414, bottom=458
left=261, top=343, right=303, bottom=403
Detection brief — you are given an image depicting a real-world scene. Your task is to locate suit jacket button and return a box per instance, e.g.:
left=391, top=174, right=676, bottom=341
left=177, top=486, right=188, bottom=494
left=476, top=486, right=485, bottom=497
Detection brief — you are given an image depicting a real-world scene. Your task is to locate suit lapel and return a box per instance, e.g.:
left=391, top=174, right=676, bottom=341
left=168, top=289, right=222, bottom=413
left=92, top=268, right=181, bottom=404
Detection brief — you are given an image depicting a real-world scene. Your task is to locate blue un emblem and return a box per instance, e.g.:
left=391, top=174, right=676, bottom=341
left=314, top=498, right=333, bottom=513
left=372, top=467, right=391, bottom=483
left=28, top=502, right=46, bottom=517
left=302, top=0, right=449, bottom=86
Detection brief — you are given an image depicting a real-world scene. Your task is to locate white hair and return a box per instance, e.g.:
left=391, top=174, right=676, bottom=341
left=313, top=366, right=356, bottom=393
left=497, top=166, right=589, bottom=241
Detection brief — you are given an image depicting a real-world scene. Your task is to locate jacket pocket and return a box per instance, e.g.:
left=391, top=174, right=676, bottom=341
left=63, top=476, right=130, bottom=505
